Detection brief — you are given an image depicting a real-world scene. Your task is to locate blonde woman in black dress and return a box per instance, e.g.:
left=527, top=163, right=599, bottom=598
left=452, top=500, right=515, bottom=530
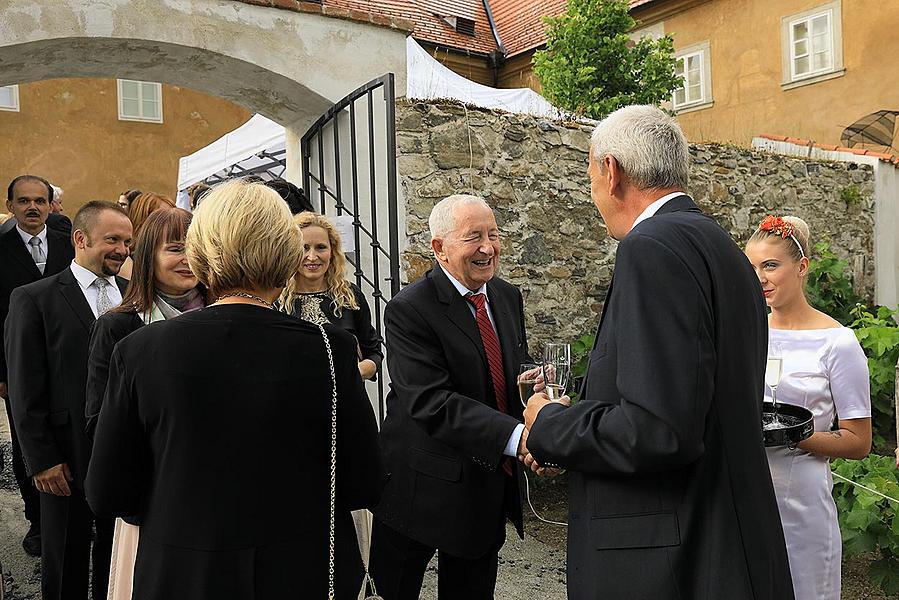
left=279, top=212, right=383, bottom=381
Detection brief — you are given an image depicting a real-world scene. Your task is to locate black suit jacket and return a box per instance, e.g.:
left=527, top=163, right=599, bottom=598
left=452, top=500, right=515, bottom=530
left=374, top=265, right=530, bottom=559
left=4, top=267, right=126, bottom=488
left=85, top=306, right=382, bottom=599
left=528, top=196, right=794, bottom=600
left=84, top=310, right=144, bottom=440
left=0, top=225, right=73, bottom=381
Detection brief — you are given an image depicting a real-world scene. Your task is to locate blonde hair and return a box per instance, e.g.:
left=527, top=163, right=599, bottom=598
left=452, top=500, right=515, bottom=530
left=748, top=215, right=811, bottom=263
left=186, top=179, right=303, bottom=298
left=278, top=212, right=359, bottom=317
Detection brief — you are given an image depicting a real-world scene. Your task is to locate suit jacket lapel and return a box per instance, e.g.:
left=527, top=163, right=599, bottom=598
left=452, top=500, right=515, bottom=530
left=594, top=277, right=614, bottom=349
left=1, top=228, right=41, bottom=279
left=430, top=266, right=487, bottom=364
left=58, top=268, right=95, bottom=331
left=487, top=285, right=520, bottom=401
left=115, top=276, right=128, bottom=296
left=45, top=230, right=71, bottom=275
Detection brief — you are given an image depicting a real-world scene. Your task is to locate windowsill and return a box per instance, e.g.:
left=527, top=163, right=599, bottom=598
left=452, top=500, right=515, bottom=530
left=117, top=115, right=163, bottom=124
left=675, top=100, right=714, bottom=114
left=0, top=106, right=19, bottom=112
left=781, top=68, right=845, bottom=91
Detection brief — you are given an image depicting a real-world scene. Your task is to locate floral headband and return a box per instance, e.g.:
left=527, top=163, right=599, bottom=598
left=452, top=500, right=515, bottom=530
left=758, top=215, right=806, bottom=259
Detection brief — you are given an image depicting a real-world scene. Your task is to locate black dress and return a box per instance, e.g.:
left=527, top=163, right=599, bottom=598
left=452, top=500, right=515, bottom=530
left=84, top=305, right=382, bottom=600
left=288, top=283, right=383, bottom=377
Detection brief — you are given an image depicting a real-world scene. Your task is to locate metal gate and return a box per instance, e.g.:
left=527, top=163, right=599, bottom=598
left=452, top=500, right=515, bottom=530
left=301, top=73, right=401, bottom=423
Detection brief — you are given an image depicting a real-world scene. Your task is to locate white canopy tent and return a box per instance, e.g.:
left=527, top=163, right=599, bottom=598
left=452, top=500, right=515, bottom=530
left=405, top=37, right=564, bottom=118
left=175, top=38, right=564, bottom=204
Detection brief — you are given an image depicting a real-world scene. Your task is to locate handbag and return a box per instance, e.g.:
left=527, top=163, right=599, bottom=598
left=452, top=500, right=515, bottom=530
left=318, top=325, right=382, bottom=600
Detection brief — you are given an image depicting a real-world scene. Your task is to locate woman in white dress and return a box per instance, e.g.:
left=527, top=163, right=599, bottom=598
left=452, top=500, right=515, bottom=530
left=745, top=215, right=872, bottom=600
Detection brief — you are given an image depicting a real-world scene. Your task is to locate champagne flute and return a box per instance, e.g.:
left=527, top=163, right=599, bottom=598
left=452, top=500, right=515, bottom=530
left=765, top=342, right=784, bottom=428
left=518, top=363, right=540, bottom=408
left=543, top=343, right=571, bottom=402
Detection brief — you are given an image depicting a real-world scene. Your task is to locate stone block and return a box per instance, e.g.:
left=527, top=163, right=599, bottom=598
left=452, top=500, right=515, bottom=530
left=430, top=125, right=486, bottom=169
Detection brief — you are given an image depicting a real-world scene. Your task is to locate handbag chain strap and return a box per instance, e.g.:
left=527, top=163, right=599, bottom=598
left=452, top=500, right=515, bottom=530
left=319, top=324, right=338, bottom=600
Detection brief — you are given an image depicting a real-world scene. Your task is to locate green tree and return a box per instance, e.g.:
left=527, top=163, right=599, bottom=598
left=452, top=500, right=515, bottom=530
left=533, top=0, right=681, bottom=119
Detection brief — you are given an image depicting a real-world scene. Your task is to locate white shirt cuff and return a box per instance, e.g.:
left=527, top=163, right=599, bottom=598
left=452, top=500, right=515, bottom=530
left=503, top=423, right=525, bottom=457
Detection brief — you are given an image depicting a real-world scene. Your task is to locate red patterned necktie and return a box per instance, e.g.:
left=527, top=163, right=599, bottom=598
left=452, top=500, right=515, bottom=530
left=466, top=292, right=514, bottom=476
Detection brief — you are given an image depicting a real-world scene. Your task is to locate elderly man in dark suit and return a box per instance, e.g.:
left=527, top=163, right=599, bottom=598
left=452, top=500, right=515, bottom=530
left=0, top=174, right=75, bottom=556
left=370, top=194, right=536, bottom=599
left=523, top=105, right=794, bottom=600
left=5, top=201, right=131, bottom=600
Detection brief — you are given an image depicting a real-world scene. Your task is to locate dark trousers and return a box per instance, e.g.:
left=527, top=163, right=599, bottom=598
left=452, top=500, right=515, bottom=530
left=369, top=519, right=501, bottom=600
left=40, top=491, right=113, bottom=600
left=4, top=396, right=41, bottom=523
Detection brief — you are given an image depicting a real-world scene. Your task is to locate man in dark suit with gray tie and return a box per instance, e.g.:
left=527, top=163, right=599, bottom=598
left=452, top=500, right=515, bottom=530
left=5, top=200, right=131, bottom=600
left=524, top=105, right=794, bottom=600
left=0, top=175, right=75, bottom=556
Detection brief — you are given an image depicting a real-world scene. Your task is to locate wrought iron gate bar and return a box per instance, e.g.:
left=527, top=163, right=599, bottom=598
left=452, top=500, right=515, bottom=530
left=349, top=101, right=364, bottom=288
left=301, top=73, right=399, bottom=425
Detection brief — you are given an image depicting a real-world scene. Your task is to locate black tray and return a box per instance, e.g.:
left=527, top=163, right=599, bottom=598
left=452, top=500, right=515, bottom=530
left=762, top=401, right=814, bottom=447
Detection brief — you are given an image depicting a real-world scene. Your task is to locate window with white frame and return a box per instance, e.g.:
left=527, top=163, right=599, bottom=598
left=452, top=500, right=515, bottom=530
left=790, top=11, right=832, bottom=80
left=0, top=85, right=20, bottom=112
left=672, top=41, right=712, bottom=111
left=781, top=2, right=843, bottom=88
left=674, top=52, right=703, bottom=108
left=117, top=79, right=162, bottom=123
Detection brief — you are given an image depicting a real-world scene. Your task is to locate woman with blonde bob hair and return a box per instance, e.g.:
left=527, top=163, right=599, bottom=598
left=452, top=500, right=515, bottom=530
left=279, top=212, right=383, bottom=380
left=85, top=179, right=382, bottom=600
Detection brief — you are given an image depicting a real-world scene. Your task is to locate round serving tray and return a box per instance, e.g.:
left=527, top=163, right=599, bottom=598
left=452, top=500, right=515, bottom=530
left=762, top=401, right=814, bottom=448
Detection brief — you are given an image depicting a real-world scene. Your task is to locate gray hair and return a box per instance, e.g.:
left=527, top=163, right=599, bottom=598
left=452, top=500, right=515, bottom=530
left=590, top=105, right=690, bottom=191
left=428, top=194, right=491, bottom=239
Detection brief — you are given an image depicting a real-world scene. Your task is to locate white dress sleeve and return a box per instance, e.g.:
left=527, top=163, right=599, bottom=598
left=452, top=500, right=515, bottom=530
left=825, top=328, right=871, bottom=420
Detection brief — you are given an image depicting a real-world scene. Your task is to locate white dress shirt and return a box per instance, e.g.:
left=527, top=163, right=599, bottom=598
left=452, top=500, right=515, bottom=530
left=16, top=224, right=48, bottom=270
left=69, top=260, right=123, bottom=318
left=629, top=191, right=687, bottom=233
left=439, top=265, right=525, bottom=458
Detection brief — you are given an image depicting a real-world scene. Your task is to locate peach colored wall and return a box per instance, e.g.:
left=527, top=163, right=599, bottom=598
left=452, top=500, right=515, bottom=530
left=0, top=78, right=250, bottom=214
left=651, top=0, right=898, bottom=146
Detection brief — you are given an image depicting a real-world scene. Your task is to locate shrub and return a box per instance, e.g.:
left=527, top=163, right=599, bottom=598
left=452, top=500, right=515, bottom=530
left=832, top=455, right=899, bottom=596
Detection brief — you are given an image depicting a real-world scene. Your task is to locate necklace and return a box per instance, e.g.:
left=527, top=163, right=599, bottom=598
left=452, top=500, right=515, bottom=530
left=215, top=292, right=274, bottom=309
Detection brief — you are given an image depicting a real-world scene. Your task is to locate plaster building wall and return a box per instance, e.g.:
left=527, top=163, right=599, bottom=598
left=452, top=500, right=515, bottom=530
left=0, top=0, right=409, bottom=187
left=647, top=0, right=899, bottom=147
left=0, top=79, right=250, bottom=211
left=396, top=101, right=878, bottom=349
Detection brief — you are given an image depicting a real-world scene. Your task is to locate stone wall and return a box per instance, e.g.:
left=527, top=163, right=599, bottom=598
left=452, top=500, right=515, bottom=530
left=396, top=100, right=876, bottom=351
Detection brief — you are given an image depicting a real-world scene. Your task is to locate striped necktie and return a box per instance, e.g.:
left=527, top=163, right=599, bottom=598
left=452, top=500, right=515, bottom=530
left=466, top=292, right=513, bottom=476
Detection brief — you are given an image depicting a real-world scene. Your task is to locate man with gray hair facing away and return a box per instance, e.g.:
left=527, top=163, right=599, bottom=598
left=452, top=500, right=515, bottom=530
left=523, top=105, right=794, bottom=599
left=370, top=194, right=534, bottom=599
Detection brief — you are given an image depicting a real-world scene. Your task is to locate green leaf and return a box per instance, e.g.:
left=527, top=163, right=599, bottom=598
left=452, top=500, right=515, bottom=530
left=870, top=557, right=899, bottom=595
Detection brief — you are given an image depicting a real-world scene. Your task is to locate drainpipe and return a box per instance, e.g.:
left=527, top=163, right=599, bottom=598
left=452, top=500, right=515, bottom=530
left=482, top=0, right=507, bottom=87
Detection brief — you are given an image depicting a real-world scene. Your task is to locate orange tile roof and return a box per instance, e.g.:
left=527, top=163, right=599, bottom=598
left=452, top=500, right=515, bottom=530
left=242, top=0, right=659, bottom=57
left=489, top=0, right=567, bottom=56
left=327, top=0, right=499, bottom=54
left=757, top=133, right=899, bottom=165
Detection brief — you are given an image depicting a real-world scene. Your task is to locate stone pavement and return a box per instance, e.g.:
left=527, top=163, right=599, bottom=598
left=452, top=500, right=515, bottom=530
left=0, top=402, right=566, bottom=599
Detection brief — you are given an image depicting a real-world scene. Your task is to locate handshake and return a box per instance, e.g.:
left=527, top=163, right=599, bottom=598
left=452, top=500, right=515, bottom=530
left=516, top=370, right=570, bottom=477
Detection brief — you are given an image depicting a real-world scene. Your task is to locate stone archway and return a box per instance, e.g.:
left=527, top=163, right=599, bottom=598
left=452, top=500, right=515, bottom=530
left=0, top=0, right=409, bottom=178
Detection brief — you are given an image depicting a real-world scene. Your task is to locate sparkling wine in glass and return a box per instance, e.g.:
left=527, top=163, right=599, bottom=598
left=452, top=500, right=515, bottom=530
left=518, top=363, right=540, bottom=408
left=543, top=343, right=571, bottom=402
left=764, top=343, right=784, bottom=429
